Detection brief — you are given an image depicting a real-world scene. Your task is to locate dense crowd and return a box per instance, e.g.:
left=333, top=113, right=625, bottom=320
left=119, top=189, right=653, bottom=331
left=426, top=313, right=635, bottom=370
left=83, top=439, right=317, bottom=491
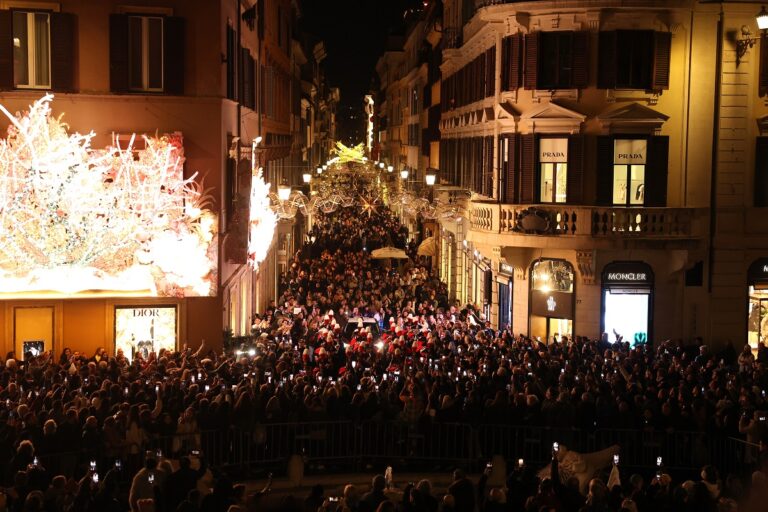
left=2, top=192, right=768, bottom=511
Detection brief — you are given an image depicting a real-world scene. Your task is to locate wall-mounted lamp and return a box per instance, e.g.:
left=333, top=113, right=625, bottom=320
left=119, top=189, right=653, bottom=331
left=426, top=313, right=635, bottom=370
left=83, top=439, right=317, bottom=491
left=387, top=165, right=393, bottom=173
left=736, top=6, right=768, bottom=66
left=425, top=168, right=437, bottom=186
left=400, top=169, right=409, bottom=180
left=277, top=178, right=291, bottom=201
left=302, top=172, right=312, bottom=184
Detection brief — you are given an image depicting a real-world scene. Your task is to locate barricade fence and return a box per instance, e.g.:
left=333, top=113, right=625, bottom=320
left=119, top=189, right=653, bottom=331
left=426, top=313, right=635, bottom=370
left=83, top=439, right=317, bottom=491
left=33, top=422, right=750, bottom=480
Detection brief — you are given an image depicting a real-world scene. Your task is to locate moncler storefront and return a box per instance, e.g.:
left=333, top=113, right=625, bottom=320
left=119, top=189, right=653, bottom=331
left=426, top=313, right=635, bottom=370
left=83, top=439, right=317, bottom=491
left=601, top=261, right=654, bottom=346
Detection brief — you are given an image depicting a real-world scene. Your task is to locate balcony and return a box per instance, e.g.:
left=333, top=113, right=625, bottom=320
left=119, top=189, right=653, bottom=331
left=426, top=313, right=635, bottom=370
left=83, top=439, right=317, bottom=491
left=467, top=203, right=706, bottom=247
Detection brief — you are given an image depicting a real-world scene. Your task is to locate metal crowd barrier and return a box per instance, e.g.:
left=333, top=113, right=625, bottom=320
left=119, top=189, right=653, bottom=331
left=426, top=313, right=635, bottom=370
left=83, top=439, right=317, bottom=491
left=27, top=422, right=751, bottom=480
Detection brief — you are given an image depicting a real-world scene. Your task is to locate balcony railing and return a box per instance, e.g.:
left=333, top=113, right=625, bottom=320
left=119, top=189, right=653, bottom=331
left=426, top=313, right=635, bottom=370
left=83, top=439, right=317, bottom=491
left=469, top=203, right=701, bottom=239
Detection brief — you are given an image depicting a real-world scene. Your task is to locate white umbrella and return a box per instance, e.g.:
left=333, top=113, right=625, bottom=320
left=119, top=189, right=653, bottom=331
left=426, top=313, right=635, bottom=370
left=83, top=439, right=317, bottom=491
left=370, top=246, right=408, bottom=259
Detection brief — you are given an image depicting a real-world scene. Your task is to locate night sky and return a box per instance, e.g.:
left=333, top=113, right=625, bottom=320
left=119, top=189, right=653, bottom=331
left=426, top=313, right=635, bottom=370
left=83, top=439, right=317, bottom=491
left=299, top=0, right=419, bottom=143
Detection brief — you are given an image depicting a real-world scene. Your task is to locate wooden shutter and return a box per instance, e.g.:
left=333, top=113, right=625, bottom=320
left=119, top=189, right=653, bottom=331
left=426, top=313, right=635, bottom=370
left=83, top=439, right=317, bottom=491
left=485, top=47, right=495, bottom=98
left=484, top=269, right=493, bottom=304
left=109, top=14, right=129, bottom=93
left=50, top=13, right=76, bottom=92
left=572, top=31, right=590, bottom=89
left=651, top=31, right=671, bottom=90
left=0, top=10, right=13, bottom=90
left=164, top=17, right=185, bottom=95
left=500, top=134, right=519, bottom=203
left=597, top=31, right=616, bottom=89
left=567, top=135, right=585, bottom=204
left=645, top=135, right=669, bottom=206
left=761, top=34, right=768, bottom=95
left=524, top=32, right=539, bottom=90
left=596, top=136, right=614, bottom=205
left=755, top=137, right=768, bottom=206
left=242, top=48, right=255, bottom=109
left=509, top=34, right=522, bottom=90
left=519, top=134, right=537, bottom=203
left=484, top=136, right=494, bottom=196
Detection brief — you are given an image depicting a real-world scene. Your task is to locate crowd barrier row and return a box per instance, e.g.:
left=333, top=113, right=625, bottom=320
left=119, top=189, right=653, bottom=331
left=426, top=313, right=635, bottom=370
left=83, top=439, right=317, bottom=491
left=32, top=422, right=752, bottom=481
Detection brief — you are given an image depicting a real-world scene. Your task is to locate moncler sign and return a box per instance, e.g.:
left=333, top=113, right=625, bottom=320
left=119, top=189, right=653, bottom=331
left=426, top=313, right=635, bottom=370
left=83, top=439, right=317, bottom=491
left=614, top=139, right=647, bottom=165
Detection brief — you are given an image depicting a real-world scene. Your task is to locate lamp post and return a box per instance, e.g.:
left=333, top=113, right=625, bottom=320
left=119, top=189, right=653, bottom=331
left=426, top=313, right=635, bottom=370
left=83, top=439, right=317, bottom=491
left=387, top=165, right=393, bottom=173
left=736, top=6, right=768, bottom=65
left=277, top=178, right=291, bottom=201
left=425, top=168, right=437, bottom=187
left=302, top=172, right=312, bottom=184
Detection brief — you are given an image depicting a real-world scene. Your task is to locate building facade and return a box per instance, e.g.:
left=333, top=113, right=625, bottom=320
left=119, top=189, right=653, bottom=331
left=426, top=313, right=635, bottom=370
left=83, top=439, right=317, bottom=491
left=0, top=0, right=325, bottom=358
left=377, top=0, right=768, bottom=350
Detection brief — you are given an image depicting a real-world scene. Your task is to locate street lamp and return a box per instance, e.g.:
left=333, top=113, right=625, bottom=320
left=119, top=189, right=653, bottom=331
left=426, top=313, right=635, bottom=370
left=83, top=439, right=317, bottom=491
left=254, top=136, right=262, bottom=145
left=387, top=165, right=393, bottom=173
left=379, top=162, right=385, bottom=169
left=316, top=167, right=322, bottom=174
left=400, top=169, right=409, bottom=180
left=277, top=178, right=291, bottom=201
left=323, top=164, right=328, bottom=170
left=425, top=168, right=437, bottom=186
left=736, top=6, right=768, bottom=65
left=302, top=172, right=312, bottom=184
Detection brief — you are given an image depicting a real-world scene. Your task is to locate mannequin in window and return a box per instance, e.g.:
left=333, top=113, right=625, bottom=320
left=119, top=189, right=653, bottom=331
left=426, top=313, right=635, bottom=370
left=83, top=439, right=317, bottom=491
left=618, top=183, right=627, bottom=203
left=635, top=183, right=645, bottom=202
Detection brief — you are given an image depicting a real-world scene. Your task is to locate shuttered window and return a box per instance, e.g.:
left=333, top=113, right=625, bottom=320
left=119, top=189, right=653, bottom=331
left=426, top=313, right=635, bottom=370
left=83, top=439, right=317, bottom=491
left=240, top=48, right=255, bottom=109
left=519, top=134, right=537, bottom=203
left=761, top=35, right=768, bottom=95
left=755, top=137, right=768, bottom=206
left=501, top=34, right=522, bottom=91
left=598, top=30, right=671, bottom=90
left=226, top=25, right=237, bottom=100
left=499, top=134, right=519, bottom=203
left=596, top=135, right=668, bottom=206
left=524, top=31, right=589, bottom=90
left=110, top=14, right=184, bottom=94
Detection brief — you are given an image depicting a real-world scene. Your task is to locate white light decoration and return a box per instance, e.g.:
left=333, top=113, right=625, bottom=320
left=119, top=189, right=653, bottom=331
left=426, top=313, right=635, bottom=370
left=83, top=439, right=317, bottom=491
left=332, top=141, right=367, bottom=164
left=0, top=95, right=218, bottom=298
left=364, top=95, right=374, bottom=153
left=247, top=140, right=277, bottom=270
left=302, top=172, right=311, bottom=183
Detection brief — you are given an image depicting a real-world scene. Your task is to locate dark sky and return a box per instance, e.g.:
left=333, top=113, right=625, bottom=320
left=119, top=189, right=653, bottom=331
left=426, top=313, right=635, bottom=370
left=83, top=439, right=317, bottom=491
left=299, top=0, right=418, bottom=142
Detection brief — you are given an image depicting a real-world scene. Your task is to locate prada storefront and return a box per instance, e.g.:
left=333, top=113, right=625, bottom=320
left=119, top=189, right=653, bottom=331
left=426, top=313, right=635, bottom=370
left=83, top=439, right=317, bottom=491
left=529, top=259, right=574, bottom=343
left=601, top=261, right=654, bottom=346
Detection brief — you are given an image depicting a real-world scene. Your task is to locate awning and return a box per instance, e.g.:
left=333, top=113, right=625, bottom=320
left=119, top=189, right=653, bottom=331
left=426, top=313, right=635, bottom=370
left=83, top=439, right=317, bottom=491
left=417, top=236, right=437, bottom=256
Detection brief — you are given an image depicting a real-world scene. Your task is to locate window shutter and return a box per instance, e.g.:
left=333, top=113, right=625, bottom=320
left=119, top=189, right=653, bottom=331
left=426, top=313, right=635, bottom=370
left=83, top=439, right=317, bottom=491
left=109, top=14, right=129, bottom=93
left=519, top=134, right=537, bottom=203
left=524, top=32, right=539, bottom=90
left=50, top=13, right=76, bottom=92
left=596, top=136, right=614, bottom=205
left=484, top=136, right=494, bottom=197
left=164, top=17, right=185, bottom=95
left=645, top=135, right=669, bottom=206
left=500, top=134, right=519, bottom=203
left=567, top=135, right=585, bottom=204
left=755, top=137, right=768, bottom=206
left=484, top=269, right=493, bottom=304
left=485, top=47, right=495, bottom=98
left=597, top=31, right=616, bottom=89
left=572, top=31, right=590, bottom=89
left=509, top=34, right=522, bottom=90
left=0, top=11, right=13, bottom=90
left=761, top=35, right=768, bottom=95
left=651, top=31, right=671, bottom=90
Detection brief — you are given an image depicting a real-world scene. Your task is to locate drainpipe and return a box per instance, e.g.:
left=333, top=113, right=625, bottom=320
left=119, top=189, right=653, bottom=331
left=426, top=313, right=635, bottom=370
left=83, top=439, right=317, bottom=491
left=707, top=8, right=723, bottom=294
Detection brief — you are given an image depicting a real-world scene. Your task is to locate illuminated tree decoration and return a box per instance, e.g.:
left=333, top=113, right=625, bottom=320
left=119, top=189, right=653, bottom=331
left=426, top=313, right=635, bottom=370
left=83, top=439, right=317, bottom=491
left=247, top=166, right=277, bottom=269
left=0, top=95, right=218, bottom=297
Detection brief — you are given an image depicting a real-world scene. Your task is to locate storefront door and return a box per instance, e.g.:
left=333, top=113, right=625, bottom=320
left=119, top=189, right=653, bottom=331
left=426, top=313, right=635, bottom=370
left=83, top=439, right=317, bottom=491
left=529, top=259, right=575, bottom=343
left=747, top=259, right=768, bottom=350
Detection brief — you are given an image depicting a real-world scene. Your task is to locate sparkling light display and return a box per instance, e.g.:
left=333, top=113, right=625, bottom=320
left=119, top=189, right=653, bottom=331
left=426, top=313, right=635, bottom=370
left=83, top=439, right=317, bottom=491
left=247, top=160, right=277, bottom=269
left=332, top=141, right=367, bottom=164
left=0, top=95, right=217, bottom=298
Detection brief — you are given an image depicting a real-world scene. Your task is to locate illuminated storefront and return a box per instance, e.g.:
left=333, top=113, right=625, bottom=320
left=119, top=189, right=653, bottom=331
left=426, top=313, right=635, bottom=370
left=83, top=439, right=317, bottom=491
left=529, top=259, right=574, bottom=343
left=497, top=263, right=514, bottom=330
left=601, top=261, right=654, bottom=345
left=115, top=305, right=178, bottom=361
left=747, top=258, right=768, bottom=351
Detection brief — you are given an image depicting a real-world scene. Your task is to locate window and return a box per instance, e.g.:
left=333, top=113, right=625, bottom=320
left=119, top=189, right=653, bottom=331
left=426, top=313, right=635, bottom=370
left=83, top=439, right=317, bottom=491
left=524, top=31, right=589, bottom=90
left=12, top=11, right=50, bottom=88
left=598, top=30, right=671, bottom=90
left=612, top=139, right=647, bottom=206
left=539, top=138, right=568, bottom=203
left=128, top=16, right=163, bottom=91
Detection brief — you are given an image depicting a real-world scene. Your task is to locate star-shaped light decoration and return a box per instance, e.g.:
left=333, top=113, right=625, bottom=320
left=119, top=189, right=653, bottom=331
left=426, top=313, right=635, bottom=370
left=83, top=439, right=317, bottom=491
left=359, top=195, right=381, bottom=217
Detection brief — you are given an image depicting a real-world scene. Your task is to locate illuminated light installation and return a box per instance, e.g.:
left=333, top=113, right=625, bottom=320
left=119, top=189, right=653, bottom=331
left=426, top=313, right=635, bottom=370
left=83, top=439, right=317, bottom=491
left=0, top=95, right=217, bottom=298
left=364, top=95, right=374, bottom=153
left=247, top=140, right=277, bottom=269
left=332, top=141, right=367, bottom=164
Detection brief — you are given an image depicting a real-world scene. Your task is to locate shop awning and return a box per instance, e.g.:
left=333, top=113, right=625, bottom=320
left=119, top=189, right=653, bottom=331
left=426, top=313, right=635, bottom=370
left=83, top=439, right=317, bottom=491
left=370, top=246, right=408, bottom=259
left=417, top=236, right=437, bottom=256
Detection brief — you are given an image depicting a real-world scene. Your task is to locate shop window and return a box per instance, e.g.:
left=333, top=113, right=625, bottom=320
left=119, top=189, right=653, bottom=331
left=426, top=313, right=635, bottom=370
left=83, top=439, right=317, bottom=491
left=539, top=138, right=568, bottom=203
left=598, top=30, right=671, bottom=90
left=13, top=11, right=50, bottom=88
left=748, top=259, right=768, bottom=351
left=524, top=31, right=589, bottom=90
left=530, top=259, right=574, bottom=343
left=597, top=136, right=669, bottom=207
left=601, top=261, right=653, bottom=346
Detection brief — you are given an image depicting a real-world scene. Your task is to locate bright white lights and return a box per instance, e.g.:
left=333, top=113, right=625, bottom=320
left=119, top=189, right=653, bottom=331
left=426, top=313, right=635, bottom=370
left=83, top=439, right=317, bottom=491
left=0, top=95, right=217, bottom=298
left=247, top=166, right=277, bottom=270
left=400, top=169, right=409, bottom=179
left=302, top=173, right=311, bottom=183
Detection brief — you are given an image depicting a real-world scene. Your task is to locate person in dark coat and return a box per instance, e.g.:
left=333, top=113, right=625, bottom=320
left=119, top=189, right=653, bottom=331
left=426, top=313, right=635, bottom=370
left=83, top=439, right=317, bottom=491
left=447, top=469, right=475, bottom=512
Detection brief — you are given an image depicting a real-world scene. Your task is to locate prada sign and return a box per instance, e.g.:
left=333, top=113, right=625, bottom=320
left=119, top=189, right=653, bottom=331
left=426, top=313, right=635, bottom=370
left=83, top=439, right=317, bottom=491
left=614, top=139, right=647, bottom=165
left=531, top=290, right=573, bottom=319
left=539, top=138, right=568, bottom=163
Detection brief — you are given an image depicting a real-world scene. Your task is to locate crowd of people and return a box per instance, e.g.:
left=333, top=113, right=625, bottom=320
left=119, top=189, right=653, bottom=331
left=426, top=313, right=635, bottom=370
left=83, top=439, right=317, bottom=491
left=1, top=184, right=768, bottom=511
